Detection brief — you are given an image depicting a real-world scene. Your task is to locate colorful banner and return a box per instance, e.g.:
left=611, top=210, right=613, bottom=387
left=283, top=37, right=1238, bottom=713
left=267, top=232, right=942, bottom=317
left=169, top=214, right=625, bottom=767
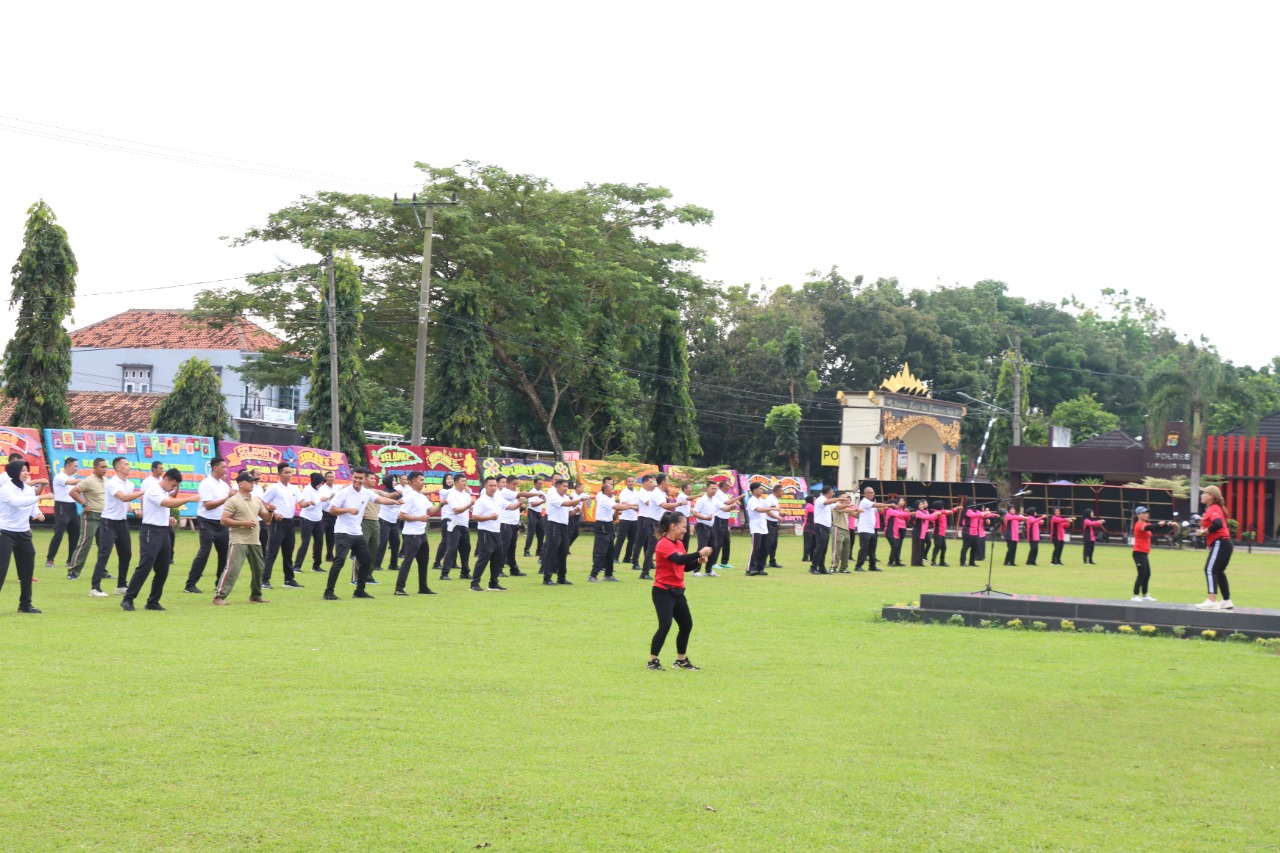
left=573, top=459, right=661, bottom=523
left=480, top=457, right=571, bottom=483
left=737, top=473, right=810, bottom=525
left=665, top=466, right=743, bottom=527
left=3, top=426, right=51, bottom=511
left=219, top=441, right=352, bottom=488
left=44, top=429, right=215, bottom=516
left=365, top=444, right=479, bottom=495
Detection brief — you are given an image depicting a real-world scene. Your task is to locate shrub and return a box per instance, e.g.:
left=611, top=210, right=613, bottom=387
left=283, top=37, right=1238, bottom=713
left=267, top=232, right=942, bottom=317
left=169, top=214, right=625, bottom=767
left=1117, top=625, right=1134, bottom=634
left=1090, top=624, right=1106, bottom=634
left=947, top=614, right=966, bottom=627
left=1227, top=632, right=1250, bottom=643
left=1060, top=620, right=1076, bottom=632
left=1172, top=626, right=1187, bottom=638
left=1031, top=621, right=1048, bottom=632
left=1201, top=629, right=1217, bottom=641
left=979, top=619, right=996, bottom=629
left=1006, top=619, right=1025, bottom=631
left=1140, top=625, right=1158, bottom=636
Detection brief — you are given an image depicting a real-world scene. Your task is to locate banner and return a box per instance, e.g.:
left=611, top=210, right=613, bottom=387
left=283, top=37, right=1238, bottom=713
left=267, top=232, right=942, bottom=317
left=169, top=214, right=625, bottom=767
left=480, top=457, right=571, bottom=483
left=737, top=473, right=810, bottom=525
left=45, top=429, right=215, bottom=516
left=665, top=465, right=743, bottom=527
left=219, top=441, right=352, bottom=488
left=573, top=459, right=661, bottom=523
left=365, top=444, right=479, bottom=495
left=3, top=426, right=51, bottom=511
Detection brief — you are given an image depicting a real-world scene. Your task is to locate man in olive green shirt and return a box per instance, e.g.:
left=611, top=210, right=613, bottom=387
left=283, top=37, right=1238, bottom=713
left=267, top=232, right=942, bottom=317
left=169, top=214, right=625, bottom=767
left=68, top=458, right=108, bottom=581
left=214, top=471, right=274, bottom=604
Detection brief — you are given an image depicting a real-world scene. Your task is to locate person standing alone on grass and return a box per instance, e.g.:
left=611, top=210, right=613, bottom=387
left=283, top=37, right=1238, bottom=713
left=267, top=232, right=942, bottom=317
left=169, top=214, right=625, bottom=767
left=1130, top=506, right=1172, bottom=602
left=648, top=511, right=712, bottom=670
left=120, top=467, right=199, bottom=612
left=0, top=459, right=45, bottom=613
left=1195, top=485, right=1234, bottom=610
left=214, top=471, right=274, bottom=605
left=46, top=457, right=82, bottom=570
left=68, top=457, right=108, bottom=581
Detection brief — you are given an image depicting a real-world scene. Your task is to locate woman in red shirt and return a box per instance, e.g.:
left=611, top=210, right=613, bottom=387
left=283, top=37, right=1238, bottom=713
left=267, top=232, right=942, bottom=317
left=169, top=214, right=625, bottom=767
left=1130, top=506, right=1172, bottom=602
left=648, top=511, right=713, bottom=671
left=1195, top=486, right=1234, bottom=610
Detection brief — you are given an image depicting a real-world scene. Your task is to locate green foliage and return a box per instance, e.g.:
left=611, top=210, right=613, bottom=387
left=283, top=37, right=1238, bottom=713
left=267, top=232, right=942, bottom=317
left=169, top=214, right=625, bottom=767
left=149, top=357, right=235, bottom=439
left=1051, top=393, right=1121, bottom=444
left=1, top=201, right=76, bottom=428
left=779, top=325, right=805, bottom=403
left=301, top=255, right=366, bottom=464
left=421, top=281, right=498, bottom=452
left=646, top=310, right=701, bottom=465
left=764, top=403, right=802, bottom=475
left=947, top=613, right=966, bottom=626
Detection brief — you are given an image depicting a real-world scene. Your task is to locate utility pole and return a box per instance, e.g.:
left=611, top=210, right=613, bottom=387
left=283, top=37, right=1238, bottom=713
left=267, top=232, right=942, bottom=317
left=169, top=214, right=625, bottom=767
left=393, top=191, right=459, bottom=444
left=326, top=248, right=340, bottom=453
left=1010, top=332, right=1023, bottom=447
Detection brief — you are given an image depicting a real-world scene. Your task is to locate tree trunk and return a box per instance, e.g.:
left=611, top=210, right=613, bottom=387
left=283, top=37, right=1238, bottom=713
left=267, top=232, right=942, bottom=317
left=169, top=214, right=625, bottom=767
left=491, top=341, right=565, bottom=459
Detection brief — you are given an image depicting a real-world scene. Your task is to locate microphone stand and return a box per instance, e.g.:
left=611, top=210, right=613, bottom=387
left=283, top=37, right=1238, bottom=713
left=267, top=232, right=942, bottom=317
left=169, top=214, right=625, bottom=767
left=971, top=490, right=1027, bottom=596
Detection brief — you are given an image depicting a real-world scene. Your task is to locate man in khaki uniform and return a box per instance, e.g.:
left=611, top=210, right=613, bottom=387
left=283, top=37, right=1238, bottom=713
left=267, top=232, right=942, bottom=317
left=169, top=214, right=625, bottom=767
left=68, top=458, right=108, bottom=581
left=830, top=493, right=856, bottom=574
left=214, top=471, right=274, bottom=605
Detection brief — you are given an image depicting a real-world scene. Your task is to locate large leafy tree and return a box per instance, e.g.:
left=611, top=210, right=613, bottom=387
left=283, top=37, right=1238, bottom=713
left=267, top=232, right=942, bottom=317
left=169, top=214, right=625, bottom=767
left=301, top=255, right=366, bottom=464
left=764, top=403, right=802, bottom=476
left=422, top=281, right=498, bottom=451
left=2, top=201, right=77, bottom=427
left=1146, top=343, right=1255, bottom=512
left=150, top=357, right=235, bottom=438
left=1049, top=393, right=1120, bottom=444
left=645, top=309, right=701, bottom=465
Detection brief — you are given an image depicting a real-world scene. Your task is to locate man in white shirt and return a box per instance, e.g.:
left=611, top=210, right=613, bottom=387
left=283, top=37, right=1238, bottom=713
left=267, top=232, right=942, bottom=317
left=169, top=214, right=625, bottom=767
left=120, top=467, right=198, bottom=611
left=765, top=484, right=784, bottom=569
left=321, top=470, right=338, bottom=561
left=293, top=472, right=328, bottom=577
left=45, top=457, right=83, bottom=570
left=541, top=477, right=584, bottom=585
left=810, top=485, right=841, bottom=575
left=710, top=485, right=742, bottom=570
left=855, top=486, right=889, bottom=572
left=185, top=456, right=232, bottom=594
left=635, top=474, right=667, bottom=579
left=263, top=463, right=303, bottom=588
left=588, top=478, right=622, bottom=582
left=498, top=475, right=538, bottom=577
left=140, top=461, right=164, bottom=493
left=92, top=456, right=144, bottom=596
left=324, top=466, right=402, bottom=599
left=439, top=473, right=477, bottom=581
left=523, top=475, right=547, bottom=559
left=395, top=471, right=436, bottom=596
left=745, top=482, right=781, bottom=576
left=613, top=476, right=640, bottom=569
left=471, top=476, right=521, bottom=592
left=372, top=473, right=405, bottom=574
left=691, top=481, right=720, bottom=555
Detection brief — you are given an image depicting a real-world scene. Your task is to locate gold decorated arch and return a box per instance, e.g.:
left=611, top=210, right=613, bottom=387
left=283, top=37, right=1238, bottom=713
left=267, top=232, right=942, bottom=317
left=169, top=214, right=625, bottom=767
left=882, top=412, right=961, bottom=450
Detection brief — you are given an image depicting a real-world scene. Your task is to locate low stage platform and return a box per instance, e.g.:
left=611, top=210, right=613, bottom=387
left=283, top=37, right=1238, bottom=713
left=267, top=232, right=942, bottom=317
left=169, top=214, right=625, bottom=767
left=882, top=592, right=1280, bottom=639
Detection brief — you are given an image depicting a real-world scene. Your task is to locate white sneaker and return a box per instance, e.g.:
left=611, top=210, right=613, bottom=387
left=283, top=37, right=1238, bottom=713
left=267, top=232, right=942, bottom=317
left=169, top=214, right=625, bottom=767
left=707, top=570, right=720, bottom=577
left=89, top=589, right=108, bottom=598
left=1219, top=600, right=1234, bottom=610
left=114, top=587, right=128, bottom=595
left=1194, top=599, right=1219, bottom=610
left=690, top=571, right=703, bottom=577
left=1142, top=595, right=1157, bottom=602
left=1131, top=595, right=1144, bottom=602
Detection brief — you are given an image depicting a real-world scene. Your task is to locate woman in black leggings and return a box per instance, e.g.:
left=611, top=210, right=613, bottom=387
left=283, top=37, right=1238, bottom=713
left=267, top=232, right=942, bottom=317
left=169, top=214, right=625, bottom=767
left=648, top=511, right=713, bottom=671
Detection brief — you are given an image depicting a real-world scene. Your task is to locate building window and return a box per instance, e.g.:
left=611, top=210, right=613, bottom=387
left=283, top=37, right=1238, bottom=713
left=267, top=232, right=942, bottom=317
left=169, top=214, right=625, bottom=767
left=122, top=365, right=153, bottom=394
left=277, top=385, right=301, bottom=412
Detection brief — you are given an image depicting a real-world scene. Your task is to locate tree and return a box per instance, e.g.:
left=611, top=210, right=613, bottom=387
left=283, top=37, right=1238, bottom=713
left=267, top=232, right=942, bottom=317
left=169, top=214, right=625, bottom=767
left=1146, top=343, right=1255, bottom=512
left=421, top=281, right=498, bottom=452
left=646, top=309, right=702, bottom=465
left=149, top=357, right=235, bottom=438
left=301, top=255, right=366, bottom=464
left=779, top=325, right=805, bottom=403
left=1049, top=393, right=1120, bottom=444
left=764, top=403, right=802, bottom=476
left=1, top=201, right=76, bottom=428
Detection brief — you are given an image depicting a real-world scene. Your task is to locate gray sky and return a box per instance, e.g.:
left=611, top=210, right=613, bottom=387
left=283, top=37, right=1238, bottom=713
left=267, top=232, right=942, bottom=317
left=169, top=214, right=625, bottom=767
left=3, top=2, right=1277, bottom=374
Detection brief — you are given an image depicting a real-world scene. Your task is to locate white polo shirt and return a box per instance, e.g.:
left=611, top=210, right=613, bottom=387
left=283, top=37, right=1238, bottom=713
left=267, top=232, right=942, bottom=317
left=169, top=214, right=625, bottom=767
left=747, top=495, right=770, bottom=535
left=617, top=487, right=639, bottom=522
left=400, top=488, right=430, bottom=536
left=545, top=488, right=569, bottom=525
left=594, top=491, right=616, bottom=523
left=102, top=474, right=133, bottom=521
left=713, top=492, right=734, bottom=521
left=856, top=498, right=877, bottom=534
left=445, top=487, right=473, bottom=529
left=141, top=481, right=171, bottom=526
left=330, top=485, right=373, bottom=536
left=497, top=487, right=521, bottom=526
left=693, top=494, right=719, bottom=527
left=473, top=493, right=504, bottom=533
left=299, top=485, right=325, bottom=522
left=52, top=471, right=77, bottom=503
left=0, top=480, right=40, bottom=532
left=264, top=482, right=300, bottom=519
left=676, top=493, right=693, bottom=518
left=198, top=476, right=231, bottom=521
left=318, top=484, right=335, bottom=513
left=814, top=496, right=834, bottom=528
left=638, top=486, right=665, bottom=521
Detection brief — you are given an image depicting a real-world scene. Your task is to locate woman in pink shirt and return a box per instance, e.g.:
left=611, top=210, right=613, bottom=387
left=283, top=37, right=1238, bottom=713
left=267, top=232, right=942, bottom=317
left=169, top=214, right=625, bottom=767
left=1002, top=509, right=1026, bottom=566
left=1049, top=507, right=1073, bottom=565
left=885, top=498, right=910, bottom=567
left=1081, top=509, right=1105, bottom=564
left=1024, top=508, right=1044, bottom=566
left=929, top=501, right=951, bottom=566
left=910, top=499, right=937, bottom=566
left=961, top=506, right=998, bottom=566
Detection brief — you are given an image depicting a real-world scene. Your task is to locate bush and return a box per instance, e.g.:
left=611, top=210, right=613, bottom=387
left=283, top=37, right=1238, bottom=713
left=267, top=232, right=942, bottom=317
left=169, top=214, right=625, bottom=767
left=1031, top=621, right=1048, bottom=632
left=979, top=619, right=996, bottom=629
left=947, top=614, right=966, bottom=627
left=1118, top=625, right=1135, bottom=634
left=1139, top=625, right=1158, bottom=636
left=1006, top=619, right=1025, bottom=631
left=1060, top=620, right=1076, bottom=632
left=1201, top=629, right=1217, bottom=641
left=1172, top=626, right=1187, bottom=638
left=1228, top=632, right=1250, bottom=643
left=1090, top=624, right=1106, bottom=634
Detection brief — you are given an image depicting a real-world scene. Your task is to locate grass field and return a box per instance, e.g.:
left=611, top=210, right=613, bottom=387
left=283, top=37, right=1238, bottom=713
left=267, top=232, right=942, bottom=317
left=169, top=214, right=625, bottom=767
left=2, top=528, right=1278, bottom=852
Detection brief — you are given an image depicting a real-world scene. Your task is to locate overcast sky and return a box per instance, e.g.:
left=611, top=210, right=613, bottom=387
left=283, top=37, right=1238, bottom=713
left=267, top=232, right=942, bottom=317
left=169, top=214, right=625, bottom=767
left=3, top=2, right=1277, bottom=378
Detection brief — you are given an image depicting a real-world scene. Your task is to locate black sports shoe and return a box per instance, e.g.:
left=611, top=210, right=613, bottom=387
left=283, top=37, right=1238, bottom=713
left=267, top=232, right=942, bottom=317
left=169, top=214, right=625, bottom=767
left=672, top=658, right=700, bottom=670
left=144, top=603, right=166, bottom=611
left=283, top=579, right=304, bottom=589
left=323, top=591, right=340, bottom=600
left=509, top=569, right=526, bottom=577
left=522, top=551, right=532, bottom=558
left=18, top=605, right=41, bottom=614
left=460, top=570, right=472, bottom=580
left=603, top=576, right=620, bottom=582
left=120, top=599, right=136, bottom=612
left=868, top=567, right=882, bottom=572
left=417, top=588, right=436, bottom=595
left=438, top=574, right=451, bottom=581
left=488, top=583, right=507, bottom=591
left=67, top=572, right=79, bottom=580
left=261, top=582, right=274, bottom=590
left=638, top=573, right=651, bottom=580
left=394, top=589, right=408, bottom=596
left=646, top=659, right=663, bottom=670
left=183, top=585, right=201, bottom=594
left=352, top=590, right=374, bottom=599
left=588, top=576, right=600, bottom=582
left=469, top=584, right=485, bottom=592
left=557, top=578, right=573, bottom=585
left=312, top=567, right=326, bottom=573
left=542, top=578, right=556, bottom=586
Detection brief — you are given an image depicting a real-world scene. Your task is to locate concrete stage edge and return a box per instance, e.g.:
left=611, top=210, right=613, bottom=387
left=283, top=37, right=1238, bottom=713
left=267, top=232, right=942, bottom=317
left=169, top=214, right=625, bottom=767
left=883, top=592, right=1280, bottom=639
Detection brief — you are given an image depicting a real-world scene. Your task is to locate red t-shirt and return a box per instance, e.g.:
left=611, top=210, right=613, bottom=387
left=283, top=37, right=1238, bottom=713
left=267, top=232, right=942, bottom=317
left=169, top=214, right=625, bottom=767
left=654, top=536, right=694, bottom=590
left=1202, top=504, right=1229, bottom=545
left=1133, top=520, right=1153, bottom=554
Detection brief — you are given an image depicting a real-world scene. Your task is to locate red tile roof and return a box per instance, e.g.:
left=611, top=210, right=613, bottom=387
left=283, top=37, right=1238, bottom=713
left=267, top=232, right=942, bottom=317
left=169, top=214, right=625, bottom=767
left=1, top=391, right=169, bottom=433
left=71, top=309, right=284, bottom=352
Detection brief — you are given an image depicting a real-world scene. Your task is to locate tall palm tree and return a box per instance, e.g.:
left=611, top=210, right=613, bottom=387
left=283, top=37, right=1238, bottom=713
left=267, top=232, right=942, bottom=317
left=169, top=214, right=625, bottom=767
left=1146, top=343, right=1255, bottom=513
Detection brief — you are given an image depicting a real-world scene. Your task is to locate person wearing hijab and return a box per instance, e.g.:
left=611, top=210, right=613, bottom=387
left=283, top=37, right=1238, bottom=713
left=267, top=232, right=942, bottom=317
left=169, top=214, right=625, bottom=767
left=0, top=459, right=46, bottom=613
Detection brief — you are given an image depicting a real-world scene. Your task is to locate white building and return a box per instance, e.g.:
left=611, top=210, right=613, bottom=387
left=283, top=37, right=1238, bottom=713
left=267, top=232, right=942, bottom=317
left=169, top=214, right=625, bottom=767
left=70, top=309, right=308, bottom=432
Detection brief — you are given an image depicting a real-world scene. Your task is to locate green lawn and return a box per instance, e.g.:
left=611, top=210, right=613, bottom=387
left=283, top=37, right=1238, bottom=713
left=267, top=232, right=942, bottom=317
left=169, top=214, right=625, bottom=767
left=2, top=529, right=1277, bottom=852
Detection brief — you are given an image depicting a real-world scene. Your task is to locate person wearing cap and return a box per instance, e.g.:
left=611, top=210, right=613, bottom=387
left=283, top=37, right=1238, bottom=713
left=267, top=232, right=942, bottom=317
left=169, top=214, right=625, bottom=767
left=120, top=467, right=199, bottom=611
left=830, top=492, right=856, bottom=573
left=214, top=470, right=274, bottom=604
left=1195, top=486, right=1234, bottom=610
left=1130, top=505, right=1172, bottom=603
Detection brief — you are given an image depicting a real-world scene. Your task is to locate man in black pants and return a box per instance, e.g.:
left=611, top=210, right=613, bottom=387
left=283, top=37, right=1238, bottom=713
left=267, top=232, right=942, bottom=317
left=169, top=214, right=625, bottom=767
left=263, top=463, right=302, bottom=588
left=471, top=477, right=519, bottom=591
left=541, top=477, right=585, bottom=585
left=810, top=485, right=839, bottom=575
left=765, top=483, right=784, bottom=568
left=92, top=457, right=143, bottom=597
left=185, top=456, right=232, bottom=594
left=636, top=474, right=667, bottom=580
left=121, top=468, right=198, bottom=611
left=589, top=478, right=619, bottom=581
left=45, top=457, right=82, bottom=568
left=321, top=471, right=337, bottom=561
left=439, top=473, right=477, bottom=580
left=613, top=476, right=639, bottom=567
left=854, top=487, right=888, bottom=571
left=522, top=476, right=546, bottom=558
left=324, top=466, right=401, bottom=600
left=394, top=471, right=434, bottom=595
